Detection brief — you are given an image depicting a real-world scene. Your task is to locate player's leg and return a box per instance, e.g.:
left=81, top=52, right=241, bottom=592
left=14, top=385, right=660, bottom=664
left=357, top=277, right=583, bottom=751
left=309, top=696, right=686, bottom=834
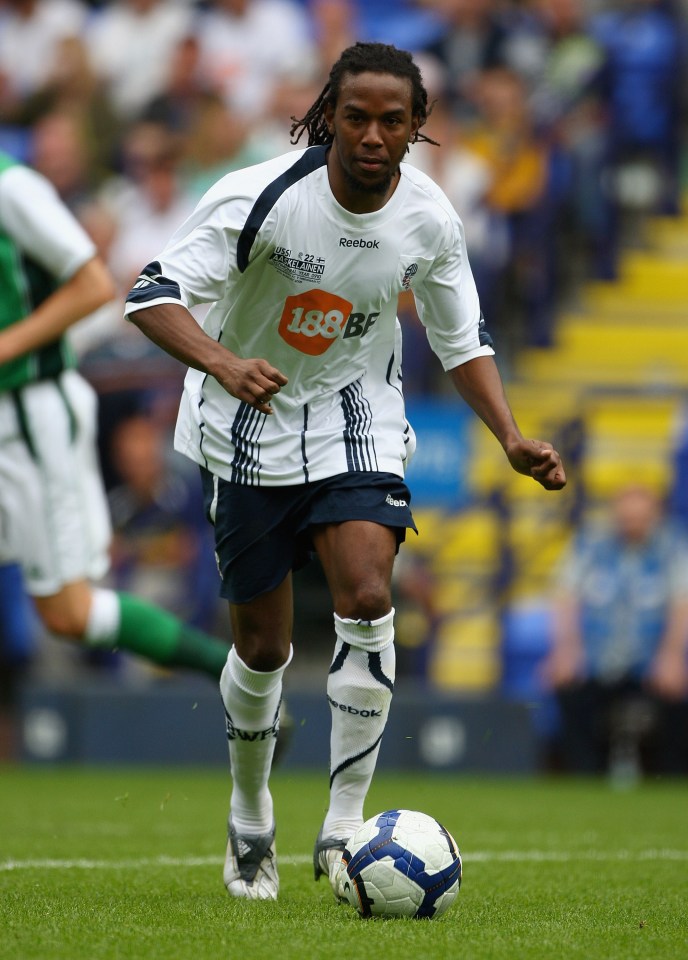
left=202, top=469, right=300, bottom=901
left=0, top=563, right=38, bottom=759
left=311, top=519, right=398, bottom=899
left=220, top=579, right=293, bottom=900
left=11, top=372, right=230, bottom=679
left=33, top=582, right=229, bottom=679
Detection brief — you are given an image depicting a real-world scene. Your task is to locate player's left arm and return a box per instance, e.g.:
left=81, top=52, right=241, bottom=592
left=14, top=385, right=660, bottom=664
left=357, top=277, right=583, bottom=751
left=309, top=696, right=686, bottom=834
left=448, top=354, right=566, bottom=491
left=647, top=599, right=688, bottom=700
left=0, top=255, right=116, bottom=364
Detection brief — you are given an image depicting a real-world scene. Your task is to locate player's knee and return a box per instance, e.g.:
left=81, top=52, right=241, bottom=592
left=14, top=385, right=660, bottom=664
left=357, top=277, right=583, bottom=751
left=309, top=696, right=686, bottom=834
left=234, top=636, right=291, bottom=672
left=38, top=607, right=88, bottom=641
left=338, top=582, right=391, bottom=622
left=35, top=595, right=90, bottom=641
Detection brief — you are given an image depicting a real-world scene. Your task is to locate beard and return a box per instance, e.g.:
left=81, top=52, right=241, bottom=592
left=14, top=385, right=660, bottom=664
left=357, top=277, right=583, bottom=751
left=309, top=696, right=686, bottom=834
left=342, top=164, right=397, bottom=197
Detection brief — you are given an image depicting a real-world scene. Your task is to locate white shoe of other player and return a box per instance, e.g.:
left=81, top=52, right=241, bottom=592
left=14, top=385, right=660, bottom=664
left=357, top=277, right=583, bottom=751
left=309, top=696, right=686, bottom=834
left=313, top=826, right=349, bottom=902
left=224, top=820, right=278, bottom=900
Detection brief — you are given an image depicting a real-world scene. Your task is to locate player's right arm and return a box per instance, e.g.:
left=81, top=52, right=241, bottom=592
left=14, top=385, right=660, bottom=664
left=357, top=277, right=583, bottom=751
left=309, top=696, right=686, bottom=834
left=0, top=163, right=116, bottom=362
left=128, top=302, right=288, bottom=414
left=0, top=256, right=115, bottom=364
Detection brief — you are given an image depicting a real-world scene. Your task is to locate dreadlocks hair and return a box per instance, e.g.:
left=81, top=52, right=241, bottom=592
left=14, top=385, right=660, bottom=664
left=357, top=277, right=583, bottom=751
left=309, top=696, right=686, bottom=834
left=290, top=42, right=439, bottom=149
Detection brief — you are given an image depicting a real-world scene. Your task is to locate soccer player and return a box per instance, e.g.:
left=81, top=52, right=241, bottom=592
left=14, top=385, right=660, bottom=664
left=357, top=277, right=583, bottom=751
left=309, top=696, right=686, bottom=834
left=0, top=149, right=230, bottom=682
left=125, top=42, right=566, bottom=901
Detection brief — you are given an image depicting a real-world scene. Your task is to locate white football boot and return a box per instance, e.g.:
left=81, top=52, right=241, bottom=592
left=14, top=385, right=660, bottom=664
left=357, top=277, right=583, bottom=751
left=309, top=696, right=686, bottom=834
left=224, top=820, right=278, bottom=900
left=313, top=826, right=349, bottom=902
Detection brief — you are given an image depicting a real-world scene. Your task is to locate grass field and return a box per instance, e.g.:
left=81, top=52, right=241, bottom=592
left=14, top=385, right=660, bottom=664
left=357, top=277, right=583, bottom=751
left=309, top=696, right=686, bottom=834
left=1, top=767, right=686, bottom=960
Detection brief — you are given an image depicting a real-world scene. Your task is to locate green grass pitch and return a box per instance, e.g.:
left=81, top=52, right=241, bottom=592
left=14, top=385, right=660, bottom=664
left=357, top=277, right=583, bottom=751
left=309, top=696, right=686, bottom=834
left=0, top=767, right=686, bottom=960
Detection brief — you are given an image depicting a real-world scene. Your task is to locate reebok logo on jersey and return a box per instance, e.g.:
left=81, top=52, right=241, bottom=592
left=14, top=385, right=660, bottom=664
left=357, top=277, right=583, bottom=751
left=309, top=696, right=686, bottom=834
left=279, top=289, right=379, bottom=356
left=339, top=237, right=380, bottom=249
left=385, top=493, right=408, bottom=508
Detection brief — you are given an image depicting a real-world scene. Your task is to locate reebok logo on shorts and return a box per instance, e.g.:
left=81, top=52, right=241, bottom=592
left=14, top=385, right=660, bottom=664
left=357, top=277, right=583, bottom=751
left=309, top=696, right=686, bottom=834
left=385, top=493, right=408, bottom=507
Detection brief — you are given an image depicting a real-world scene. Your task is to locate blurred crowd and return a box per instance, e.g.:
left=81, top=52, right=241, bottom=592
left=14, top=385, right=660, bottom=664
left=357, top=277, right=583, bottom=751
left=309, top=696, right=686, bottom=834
left=1, top=0, right=688, bottom=733
left=1, top=0, right=686, bottom=385
left=0, top=0, right=688, bottom=772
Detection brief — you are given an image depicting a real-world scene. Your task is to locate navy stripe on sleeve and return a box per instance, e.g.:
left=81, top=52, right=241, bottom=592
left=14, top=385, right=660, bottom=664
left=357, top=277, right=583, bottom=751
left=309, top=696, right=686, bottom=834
left=126, top=261, right=182, bottom=305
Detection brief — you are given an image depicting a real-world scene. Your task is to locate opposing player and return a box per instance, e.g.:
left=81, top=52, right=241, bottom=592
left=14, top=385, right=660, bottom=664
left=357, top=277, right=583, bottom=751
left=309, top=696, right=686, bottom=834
left=125, top=42, right=566, bottom=902
left=0, top=150, right=230, bottom=682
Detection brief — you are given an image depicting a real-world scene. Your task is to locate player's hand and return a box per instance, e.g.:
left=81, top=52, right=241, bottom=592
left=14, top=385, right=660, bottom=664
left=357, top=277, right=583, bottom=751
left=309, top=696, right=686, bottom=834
left=505, top=438, right=567, bottom=490
left=540, top=642, right=584, bottom=689
left=216, top=356, right=288, bottom=415
left=646, top=646, right=688, bottom=701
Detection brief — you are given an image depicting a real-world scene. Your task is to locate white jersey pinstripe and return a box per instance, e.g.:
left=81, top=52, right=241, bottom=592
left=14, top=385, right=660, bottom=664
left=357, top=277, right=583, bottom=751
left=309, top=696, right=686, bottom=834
left=124, top=146, right=494, bottom=486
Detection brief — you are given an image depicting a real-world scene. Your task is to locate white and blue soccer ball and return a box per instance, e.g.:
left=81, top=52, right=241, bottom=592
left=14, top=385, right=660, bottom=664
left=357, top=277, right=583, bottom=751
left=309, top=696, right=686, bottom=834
left=341, top=809, right=462, bottom=919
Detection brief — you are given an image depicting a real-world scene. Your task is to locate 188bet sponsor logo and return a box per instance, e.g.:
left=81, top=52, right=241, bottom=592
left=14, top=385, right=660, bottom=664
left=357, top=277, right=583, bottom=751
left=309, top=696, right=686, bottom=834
left=279, top=289, right=379, bottom=356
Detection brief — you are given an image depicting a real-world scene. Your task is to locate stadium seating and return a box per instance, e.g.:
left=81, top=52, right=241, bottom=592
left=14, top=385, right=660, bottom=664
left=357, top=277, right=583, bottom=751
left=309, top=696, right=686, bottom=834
left=422, top=202, right=688, bottom=693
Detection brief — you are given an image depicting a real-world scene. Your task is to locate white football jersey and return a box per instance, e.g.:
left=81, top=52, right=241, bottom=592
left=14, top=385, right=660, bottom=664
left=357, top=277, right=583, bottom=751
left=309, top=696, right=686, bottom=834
left=124, top=146, right=494, bottom=486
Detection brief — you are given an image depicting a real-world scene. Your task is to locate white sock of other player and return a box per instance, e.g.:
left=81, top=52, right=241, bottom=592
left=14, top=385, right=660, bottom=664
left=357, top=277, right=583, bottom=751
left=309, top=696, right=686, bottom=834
left=220, top=644, right=293, bottom=835
left=322, top=609, right=395, bottom=840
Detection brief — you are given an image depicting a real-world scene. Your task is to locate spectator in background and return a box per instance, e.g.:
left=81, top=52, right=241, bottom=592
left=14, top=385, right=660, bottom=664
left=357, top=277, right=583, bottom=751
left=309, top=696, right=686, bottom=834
left=308, top=0, right=359, bottom=74
left=543, top=484, right=688, bottom=777
left=340, top=0, right=446, bottom=51
left=143, top=33, right=214, bottom=136
left=30, top=108, right=96, bottom=210
left=526, top=0, right=608, bottom=289
left=462, top=66, right=553, bottom=350
left=404, top=53, right=509, bottom=390
left=103, top=120, right=196, bottom=294
left=181, top=92, right=274, bottom=198
left=427, top=0, right=518, bottom=121
left=108, top=413, right=221, bottom=635
left=0, top=0, right=89, bottom=126
left=589, top=0, right=686, bottom=277
left=88, top=121, right=197, bottom=477
left=194, top=0, right=315, bottom=122
left=85, top=0, right=196, bottom=123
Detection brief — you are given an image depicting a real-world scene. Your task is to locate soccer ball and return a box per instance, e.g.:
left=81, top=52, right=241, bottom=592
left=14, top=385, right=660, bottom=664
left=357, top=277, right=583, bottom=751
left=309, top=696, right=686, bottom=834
left=341, top=809, right=462, bottom=919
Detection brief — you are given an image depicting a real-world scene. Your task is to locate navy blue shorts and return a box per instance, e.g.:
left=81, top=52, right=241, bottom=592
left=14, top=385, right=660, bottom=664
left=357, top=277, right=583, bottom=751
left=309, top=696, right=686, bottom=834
left=200, top=470, right=417, bottom=604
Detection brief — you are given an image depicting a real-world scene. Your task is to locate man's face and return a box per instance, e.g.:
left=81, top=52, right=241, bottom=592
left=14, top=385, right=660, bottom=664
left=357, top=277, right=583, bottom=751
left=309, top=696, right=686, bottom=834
left=324, top=70, right=420, bottom=213
left=613, top=486, right=661, bottom=544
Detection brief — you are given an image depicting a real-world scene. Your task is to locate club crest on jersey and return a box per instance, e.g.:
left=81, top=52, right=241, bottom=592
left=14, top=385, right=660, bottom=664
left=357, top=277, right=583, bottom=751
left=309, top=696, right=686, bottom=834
left=402, top=262, right=418, bottom=290
left=279, top=289, right=379, bottom=356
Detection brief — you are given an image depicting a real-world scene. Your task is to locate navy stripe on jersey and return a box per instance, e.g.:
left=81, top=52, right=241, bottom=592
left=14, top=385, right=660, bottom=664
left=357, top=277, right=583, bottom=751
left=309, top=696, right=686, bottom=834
left=384, top=350, right=410, bottom=461
left=300, top=404, right=310, bottom=482
left=197, top=395, right=209, bottom=470
left=230, top=402, right=267, bottom=484
left=126, top=261, right=182, bottom=305
left=236, top=146, right=329, bottom=273
left=478, top=311, right=494, bottom=348
left=340, top=379, right=377, bottom=472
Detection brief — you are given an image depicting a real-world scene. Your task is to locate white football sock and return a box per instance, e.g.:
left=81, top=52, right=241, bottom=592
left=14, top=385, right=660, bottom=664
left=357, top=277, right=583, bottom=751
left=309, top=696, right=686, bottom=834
left=322, top=609, right=395, bottom=840
left=220, top=644, right=292, bottom=835
left=84, top=588, right=120, bottom=646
